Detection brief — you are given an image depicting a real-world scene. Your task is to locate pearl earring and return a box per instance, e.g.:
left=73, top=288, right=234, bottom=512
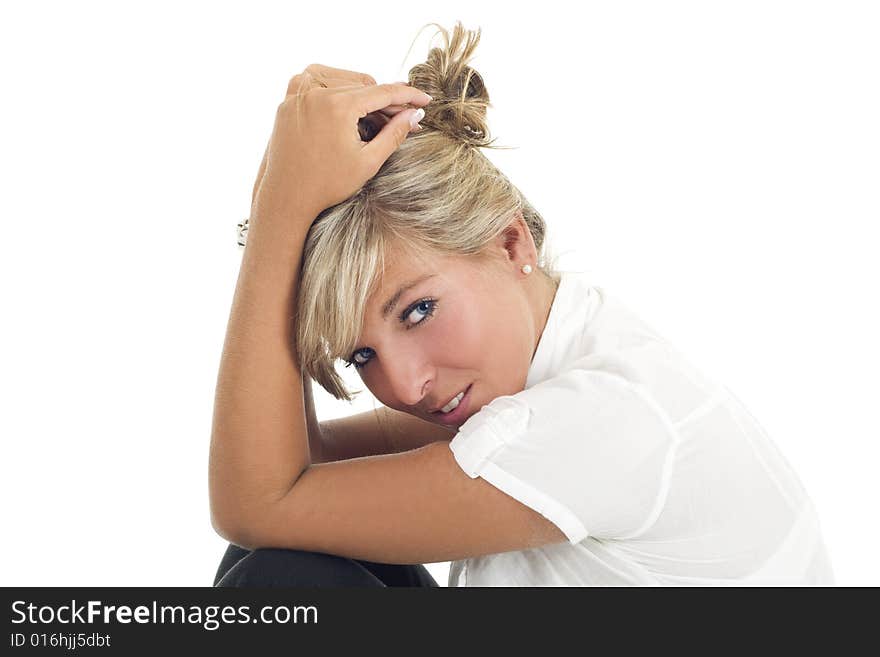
left=521, top=264, right=532, bottom=275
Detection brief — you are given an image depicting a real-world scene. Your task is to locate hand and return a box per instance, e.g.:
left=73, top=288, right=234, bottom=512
left=250, top=64, right=432, bottom=224
left=250, top=67, right=418, bottom=207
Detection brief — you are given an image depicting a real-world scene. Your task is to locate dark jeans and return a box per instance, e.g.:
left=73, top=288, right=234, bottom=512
left=213, top=543, right=440, bottom=587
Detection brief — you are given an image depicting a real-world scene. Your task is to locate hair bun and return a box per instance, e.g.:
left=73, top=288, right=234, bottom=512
left=407, top=22, right=495, bottom=148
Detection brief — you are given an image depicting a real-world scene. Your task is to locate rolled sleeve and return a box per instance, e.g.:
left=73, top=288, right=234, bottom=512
left=449, top=363, right=680, bottom=543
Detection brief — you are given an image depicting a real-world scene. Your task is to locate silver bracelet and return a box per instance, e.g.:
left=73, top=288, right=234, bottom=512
left=236, top=217, right=249, bottom=247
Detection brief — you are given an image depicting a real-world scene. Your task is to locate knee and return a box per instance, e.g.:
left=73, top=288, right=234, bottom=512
left=216, top=548, right=382, bottom=588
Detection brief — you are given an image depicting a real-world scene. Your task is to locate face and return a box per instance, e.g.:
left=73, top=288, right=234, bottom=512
left=347, top=233, right=546, bottom=429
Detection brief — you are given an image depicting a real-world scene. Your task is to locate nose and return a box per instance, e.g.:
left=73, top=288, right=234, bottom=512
left=380, top=352, right=432, bottom=410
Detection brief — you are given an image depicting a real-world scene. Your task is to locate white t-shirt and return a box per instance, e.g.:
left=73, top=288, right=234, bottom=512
left=448, top=271, right=834, bottom=586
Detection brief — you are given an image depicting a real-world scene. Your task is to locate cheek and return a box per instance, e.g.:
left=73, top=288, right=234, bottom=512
left=431, top=293, right=520, bottom=364
left=481, top=289, right=525, bottom=335
left=427, top=305, right=484, bottom=363
left=479, top=291, right=534, bottom=376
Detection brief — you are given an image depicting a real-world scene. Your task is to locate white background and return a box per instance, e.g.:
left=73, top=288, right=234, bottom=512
left=1, top=1, right=877, bottom=586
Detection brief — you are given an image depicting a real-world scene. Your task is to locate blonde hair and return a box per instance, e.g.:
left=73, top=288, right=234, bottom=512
left=295, top=21, right=562, bottom=401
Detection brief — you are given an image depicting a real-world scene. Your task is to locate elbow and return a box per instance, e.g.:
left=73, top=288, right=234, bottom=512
left=210, top=478, right=307, bottom=550
left=210, top=498, right=247, bottom=547
left=210, top=504, right=239, bottom=546
left=210, top=505, right=267, bottom=551
left=209, top=486, right=265, bottom=549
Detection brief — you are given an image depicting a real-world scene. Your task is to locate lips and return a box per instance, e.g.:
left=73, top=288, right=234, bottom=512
left=430, top=383, right=473, bottom=425
left=431, top=384, right=468, bottom=413
left=436, top=389, right=465, bottom=413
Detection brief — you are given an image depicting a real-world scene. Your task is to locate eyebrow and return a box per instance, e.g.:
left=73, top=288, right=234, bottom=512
left=381, top=274, right=437, bottom=321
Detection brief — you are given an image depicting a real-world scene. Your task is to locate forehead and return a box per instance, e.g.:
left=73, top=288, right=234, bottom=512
left=369, top=237, right=500, bottom=300
left=370, top=242, right=445, bottom=296
left=362, top=244, right=471, bottom=320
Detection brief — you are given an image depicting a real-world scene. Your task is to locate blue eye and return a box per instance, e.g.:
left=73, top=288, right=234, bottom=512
left=404, top=299, right=436, bottom=326
left=344, top=298, right=438, bottom=370
left=346, top=349, right=372, bottom=369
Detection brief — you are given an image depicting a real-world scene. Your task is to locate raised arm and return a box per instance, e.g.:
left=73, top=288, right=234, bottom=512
left=208, top=68, right=432, bottom=540
left=208, top=206, right=314, bottom=535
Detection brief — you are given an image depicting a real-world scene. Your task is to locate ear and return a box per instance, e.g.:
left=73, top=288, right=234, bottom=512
left=492, top=210, right=537, bottom=272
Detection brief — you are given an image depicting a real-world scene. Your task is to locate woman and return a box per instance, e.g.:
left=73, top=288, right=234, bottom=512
left=210, top=22, right=834, bottom=586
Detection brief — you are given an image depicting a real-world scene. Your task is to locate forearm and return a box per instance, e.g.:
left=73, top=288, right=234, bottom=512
left=208, top=209, right=314, bottom=536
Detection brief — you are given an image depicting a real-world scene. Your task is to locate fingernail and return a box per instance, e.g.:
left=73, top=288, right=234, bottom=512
left=410, top=108, right=425, bottom=128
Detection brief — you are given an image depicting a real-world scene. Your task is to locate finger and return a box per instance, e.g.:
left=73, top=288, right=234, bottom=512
left=319, top=91, right=411, bottom=117
left=362, top=107, right=423, bottom=169
left=311, top=75, right=376, bottom=91
left=377, top=104, right=411, bottom=117
left=353, top=83, right=432, bottom=117
left=360, top=108, right=424, bottom=139
left=304, top=63, right=376, bottom=87
left=288, top=77, right=359, bottom=99
left=287, top=71, right=349, bottom=97
left=359, top=107, right=425, bottom=141
left=286, top=72, right=311, bottom=97
left=371, top=109, right=423, bottom=129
